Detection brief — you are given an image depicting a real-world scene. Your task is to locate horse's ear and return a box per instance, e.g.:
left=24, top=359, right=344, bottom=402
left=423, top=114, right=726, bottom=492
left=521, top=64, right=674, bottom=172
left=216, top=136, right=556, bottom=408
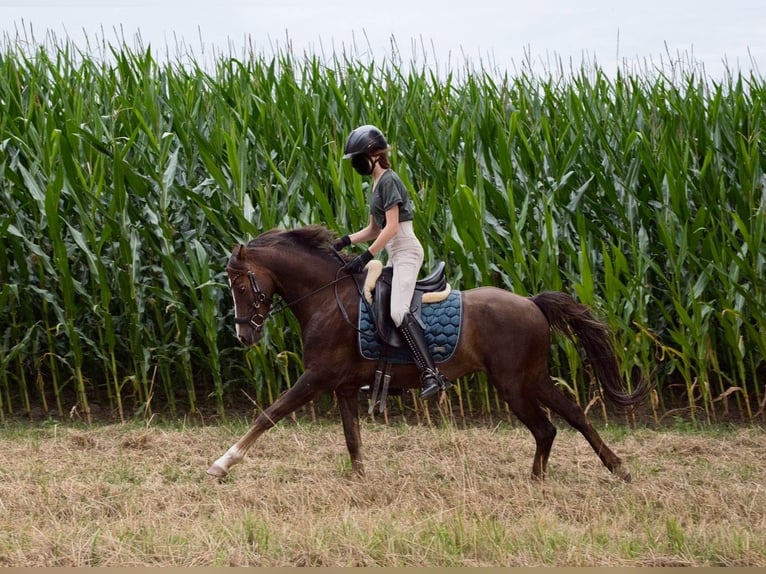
left=236, top=244, right=247, bottom=260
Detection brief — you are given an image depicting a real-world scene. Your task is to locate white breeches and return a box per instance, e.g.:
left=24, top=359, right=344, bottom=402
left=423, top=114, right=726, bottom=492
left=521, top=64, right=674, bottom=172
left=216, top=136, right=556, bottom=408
left=384, top=221, right=424, bottom=327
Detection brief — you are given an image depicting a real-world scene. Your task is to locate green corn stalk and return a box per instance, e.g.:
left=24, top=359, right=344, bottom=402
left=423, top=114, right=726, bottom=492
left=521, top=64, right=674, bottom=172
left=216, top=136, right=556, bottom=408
left=1, top=35, right=764, bottom=421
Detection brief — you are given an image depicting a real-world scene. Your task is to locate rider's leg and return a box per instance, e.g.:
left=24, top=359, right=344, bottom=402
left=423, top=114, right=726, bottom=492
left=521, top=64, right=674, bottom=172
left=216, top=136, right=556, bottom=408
left=397, top=312, right=449, bottom=399
left=389, top=232, right=450, bottom=400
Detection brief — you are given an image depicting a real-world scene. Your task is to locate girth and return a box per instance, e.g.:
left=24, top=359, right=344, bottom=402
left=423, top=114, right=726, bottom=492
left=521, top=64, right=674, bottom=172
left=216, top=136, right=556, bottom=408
left=371, top=261, right=446, bottom=347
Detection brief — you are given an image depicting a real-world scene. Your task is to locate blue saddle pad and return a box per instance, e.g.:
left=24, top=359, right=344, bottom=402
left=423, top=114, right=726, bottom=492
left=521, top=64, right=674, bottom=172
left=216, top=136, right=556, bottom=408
left=358, top=290, right=462, bottom=364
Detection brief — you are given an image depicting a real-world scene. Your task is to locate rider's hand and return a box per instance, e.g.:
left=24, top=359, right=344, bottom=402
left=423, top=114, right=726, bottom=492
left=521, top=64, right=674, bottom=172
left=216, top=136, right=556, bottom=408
left=332, top=235, right=351, bottom=251
left=343, top=250, right=373, bottom=274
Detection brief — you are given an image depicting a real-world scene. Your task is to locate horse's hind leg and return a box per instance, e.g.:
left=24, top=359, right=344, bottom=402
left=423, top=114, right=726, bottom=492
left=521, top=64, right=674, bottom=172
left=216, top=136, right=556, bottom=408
left=495, top=374, right=557, bottom=479
left=336, top=389, right=364, bottom=476
left=537, top=376, right=631, bottom=481
left=207, top=371, right=323, bottom=479
left=515, top=402, right=558, bottom=479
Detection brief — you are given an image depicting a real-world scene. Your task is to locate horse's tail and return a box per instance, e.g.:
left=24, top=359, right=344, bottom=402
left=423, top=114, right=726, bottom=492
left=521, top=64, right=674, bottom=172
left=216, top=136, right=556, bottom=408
left=530, top=291, right=651, bottom=408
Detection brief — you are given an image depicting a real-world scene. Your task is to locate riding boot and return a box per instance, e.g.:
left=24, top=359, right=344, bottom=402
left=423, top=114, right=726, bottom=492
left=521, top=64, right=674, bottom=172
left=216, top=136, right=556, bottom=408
left=398, top=312, right=450, bottom=400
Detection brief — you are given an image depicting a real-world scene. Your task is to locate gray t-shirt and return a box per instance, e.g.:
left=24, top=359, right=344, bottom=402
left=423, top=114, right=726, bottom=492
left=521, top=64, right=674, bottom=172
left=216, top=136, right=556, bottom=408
left=370, top=170, right=415, bottom=229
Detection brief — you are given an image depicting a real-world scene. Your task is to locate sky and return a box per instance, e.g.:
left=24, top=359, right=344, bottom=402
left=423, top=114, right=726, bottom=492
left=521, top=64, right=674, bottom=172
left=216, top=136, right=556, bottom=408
left=1, top=0, right=764, bottom=79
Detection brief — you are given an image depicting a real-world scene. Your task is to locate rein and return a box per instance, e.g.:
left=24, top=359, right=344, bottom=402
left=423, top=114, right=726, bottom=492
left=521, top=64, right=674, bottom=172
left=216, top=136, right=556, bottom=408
left=272, top=272, right=352, bottom=317
left=330, top=250, right=368, bottom=333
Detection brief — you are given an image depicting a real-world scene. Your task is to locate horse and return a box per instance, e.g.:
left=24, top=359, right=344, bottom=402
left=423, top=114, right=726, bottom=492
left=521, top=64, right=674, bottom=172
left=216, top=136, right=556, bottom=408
left=208, top=225, right=650, bottom=482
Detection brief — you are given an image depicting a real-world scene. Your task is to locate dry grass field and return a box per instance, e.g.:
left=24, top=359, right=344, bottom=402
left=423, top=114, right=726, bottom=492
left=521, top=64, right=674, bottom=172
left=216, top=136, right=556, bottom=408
left=0, top=413, right=764, bottom=567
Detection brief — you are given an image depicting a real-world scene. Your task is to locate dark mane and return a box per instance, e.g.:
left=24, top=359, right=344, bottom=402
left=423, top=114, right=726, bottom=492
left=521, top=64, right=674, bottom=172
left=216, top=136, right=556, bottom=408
left=248, top=225, right=336, bottom=252
left=230, top=225, right=345, bottom=271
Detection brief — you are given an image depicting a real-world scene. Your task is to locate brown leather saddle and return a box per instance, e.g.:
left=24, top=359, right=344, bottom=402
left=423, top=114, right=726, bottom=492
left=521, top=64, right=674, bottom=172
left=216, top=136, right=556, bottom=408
left=369, top=261, right=447, bottom=347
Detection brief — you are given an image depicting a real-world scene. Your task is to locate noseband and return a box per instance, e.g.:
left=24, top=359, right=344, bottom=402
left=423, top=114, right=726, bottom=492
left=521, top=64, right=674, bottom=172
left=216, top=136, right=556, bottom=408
left=232, top=271, right=272, bottom=333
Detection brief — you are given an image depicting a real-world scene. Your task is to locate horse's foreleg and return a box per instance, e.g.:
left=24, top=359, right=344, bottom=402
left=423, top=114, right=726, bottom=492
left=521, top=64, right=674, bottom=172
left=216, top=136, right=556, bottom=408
left=336, top=390, right=364, bottom=476
left=207, top=373, right=322, bottom=479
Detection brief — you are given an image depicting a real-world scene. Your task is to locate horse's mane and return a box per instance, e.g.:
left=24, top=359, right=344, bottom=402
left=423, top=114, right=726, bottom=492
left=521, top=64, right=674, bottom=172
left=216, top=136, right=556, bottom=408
left=248, top=225, right=335, bottom=252
left=230, top=225, right=346, bottom=271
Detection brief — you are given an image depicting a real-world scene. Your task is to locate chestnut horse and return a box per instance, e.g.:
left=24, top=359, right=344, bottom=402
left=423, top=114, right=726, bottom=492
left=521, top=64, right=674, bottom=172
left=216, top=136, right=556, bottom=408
left=208, top=225, right=649, bottom=481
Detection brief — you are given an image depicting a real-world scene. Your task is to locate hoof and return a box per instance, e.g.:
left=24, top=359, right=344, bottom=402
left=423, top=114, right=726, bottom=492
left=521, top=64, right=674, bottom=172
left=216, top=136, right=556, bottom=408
left=613, top=464, right=632, bottom=482
left=206, top=463, right=228, bottom=479
left=351, top=462, right=366, bottom=478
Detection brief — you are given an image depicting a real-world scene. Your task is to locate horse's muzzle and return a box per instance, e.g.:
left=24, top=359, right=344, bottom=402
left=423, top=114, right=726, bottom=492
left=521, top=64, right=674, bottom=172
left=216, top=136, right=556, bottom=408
left=235, top=322, right=264, bottom=346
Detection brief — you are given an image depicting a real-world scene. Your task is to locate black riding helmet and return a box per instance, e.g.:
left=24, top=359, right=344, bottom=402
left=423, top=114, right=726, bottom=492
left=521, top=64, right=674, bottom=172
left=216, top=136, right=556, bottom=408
left=343, top=125, right=388, bottom=175
left=342, top=125, right=388, bottom=159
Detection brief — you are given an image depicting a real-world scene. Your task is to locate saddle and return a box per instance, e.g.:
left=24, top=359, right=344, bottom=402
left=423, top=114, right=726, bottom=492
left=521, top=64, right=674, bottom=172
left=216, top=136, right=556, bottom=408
left=365, top=261, right=448, bottom=347
left=359, top=260, right=458, bottom=414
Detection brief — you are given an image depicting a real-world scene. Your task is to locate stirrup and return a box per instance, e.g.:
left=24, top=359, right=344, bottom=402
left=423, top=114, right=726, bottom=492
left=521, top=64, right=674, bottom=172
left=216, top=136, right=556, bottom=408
left=418, top=370, right=449, bottom=400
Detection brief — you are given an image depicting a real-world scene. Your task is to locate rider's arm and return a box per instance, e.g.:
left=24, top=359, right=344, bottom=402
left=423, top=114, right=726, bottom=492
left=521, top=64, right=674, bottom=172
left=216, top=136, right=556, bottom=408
left=368, top=206, right=400, bottom=256
left=349, top=215, right=380, bottom=245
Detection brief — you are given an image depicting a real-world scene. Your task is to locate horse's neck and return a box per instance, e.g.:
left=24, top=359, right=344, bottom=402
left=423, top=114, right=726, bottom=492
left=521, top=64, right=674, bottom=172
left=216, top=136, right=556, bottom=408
left=264, top=250, right=339, bottom=302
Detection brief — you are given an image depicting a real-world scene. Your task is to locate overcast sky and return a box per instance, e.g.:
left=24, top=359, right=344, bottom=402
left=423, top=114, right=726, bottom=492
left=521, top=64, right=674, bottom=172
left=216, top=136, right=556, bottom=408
left=1, top=0, right=763, bottom=79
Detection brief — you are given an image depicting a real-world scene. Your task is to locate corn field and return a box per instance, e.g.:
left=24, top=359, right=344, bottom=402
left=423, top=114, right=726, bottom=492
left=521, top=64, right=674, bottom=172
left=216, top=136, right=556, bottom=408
left=0, top=36, right=764, bottom=424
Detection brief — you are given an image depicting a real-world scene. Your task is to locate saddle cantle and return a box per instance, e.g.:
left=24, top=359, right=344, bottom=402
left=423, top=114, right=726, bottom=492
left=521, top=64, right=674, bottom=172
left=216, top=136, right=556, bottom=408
left=371, top=261, right=447, bottom=347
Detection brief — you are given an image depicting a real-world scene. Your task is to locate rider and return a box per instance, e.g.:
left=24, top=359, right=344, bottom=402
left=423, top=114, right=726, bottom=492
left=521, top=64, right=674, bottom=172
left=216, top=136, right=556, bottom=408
left=333, top=124, right=449, bottom=400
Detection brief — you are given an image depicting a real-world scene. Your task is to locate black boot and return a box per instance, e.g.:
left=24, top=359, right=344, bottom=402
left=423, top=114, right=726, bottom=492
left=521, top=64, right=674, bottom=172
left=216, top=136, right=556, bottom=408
left=398, top=312, right=450, bottom=400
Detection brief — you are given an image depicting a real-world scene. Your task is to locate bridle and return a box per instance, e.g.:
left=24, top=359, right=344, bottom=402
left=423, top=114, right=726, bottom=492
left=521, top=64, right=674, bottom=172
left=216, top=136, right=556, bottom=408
left=230, top=255, right=362, bottom=334
left=231, top=270, right=272, bottom=333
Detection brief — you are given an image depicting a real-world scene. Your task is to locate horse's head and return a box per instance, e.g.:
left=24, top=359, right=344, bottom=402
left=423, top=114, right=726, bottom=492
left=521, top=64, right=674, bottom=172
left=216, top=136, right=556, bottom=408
left=227, top=243, right=277, bottom=346
left=226, top=226, right=349, bottom=345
